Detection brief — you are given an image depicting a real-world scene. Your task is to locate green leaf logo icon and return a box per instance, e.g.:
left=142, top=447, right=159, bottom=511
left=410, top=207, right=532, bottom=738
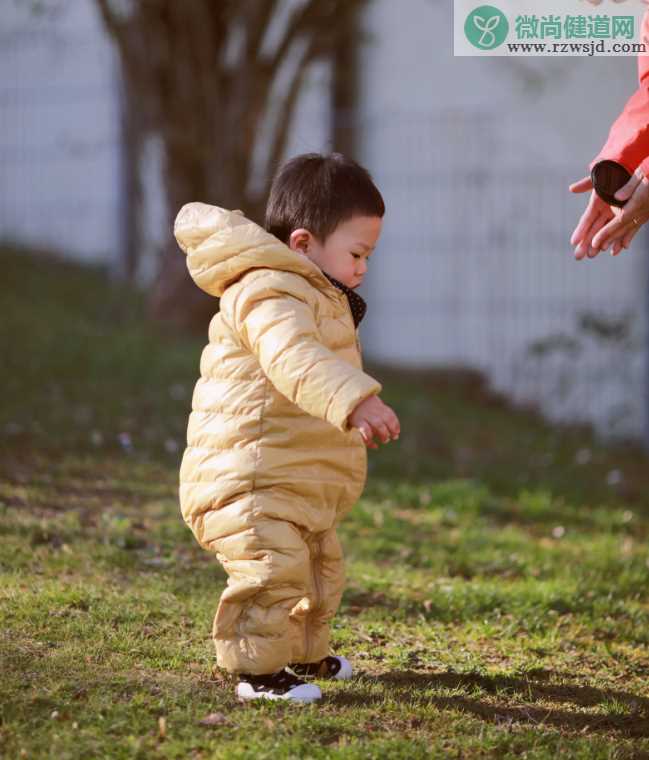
left=465, top=5, right=509, bottom=50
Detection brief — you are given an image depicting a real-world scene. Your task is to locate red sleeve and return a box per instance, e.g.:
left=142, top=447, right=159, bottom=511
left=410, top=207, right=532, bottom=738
left=590, top=9, right=649, bottom=176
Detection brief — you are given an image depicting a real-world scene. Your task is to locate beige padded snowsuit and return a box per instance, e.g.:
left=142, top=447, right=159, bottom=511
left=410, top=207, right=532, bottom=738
left=173, top=203, right=382, bottom=674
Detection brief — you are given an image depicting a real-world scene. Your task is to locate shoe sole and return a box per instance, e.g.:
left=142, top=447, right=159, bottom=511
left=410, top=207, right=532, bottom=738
left=236, top=682, right=322, bottom=703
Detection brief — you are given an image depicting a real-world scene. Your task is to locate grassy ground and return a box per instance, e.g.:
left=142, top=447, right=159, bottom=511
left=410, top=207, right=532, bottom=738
left=2, top=246, right=649, bottom=759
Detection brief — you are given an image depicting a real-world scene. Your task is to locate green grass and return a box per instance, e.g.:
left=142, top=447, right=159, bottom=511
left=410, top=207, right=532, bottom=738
left=2, top=245, right=649, bottom=759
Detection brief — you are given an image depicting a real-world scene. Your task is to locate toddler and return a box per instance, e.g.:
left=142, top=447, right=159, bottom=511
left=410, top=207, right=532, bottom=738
left=173, top=153, right=400, bottom=703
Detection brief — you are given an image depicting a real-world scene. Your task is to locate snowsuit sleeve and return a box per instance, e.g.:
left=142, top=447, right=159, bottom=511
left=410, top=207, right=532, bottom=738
left=590, top=10, right=649, bottom=176
left=225, top=277, right=382, bottom=433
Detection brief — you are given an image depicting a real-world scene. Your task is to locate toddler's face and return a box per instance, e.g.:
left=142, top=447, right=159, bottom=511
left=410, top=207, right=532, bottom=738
left=289, top=215, right=382, bottom=289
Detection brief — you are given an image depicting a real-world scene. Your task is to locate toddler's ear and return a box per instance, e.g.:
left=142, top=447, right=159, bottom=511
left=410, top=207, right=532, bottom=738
left=288, top=228, right=311, bottom=254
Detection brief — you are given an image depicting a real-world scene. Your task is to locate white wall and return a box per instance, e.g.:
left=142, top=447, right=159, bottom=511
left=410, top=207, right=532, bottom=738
left=1, top=0, right=646, bottom=437
left=0, top=0, right=330, bottom=279
left=0, top=1, right=120, bottom=264
left=355, top=0, right=648, bottom=437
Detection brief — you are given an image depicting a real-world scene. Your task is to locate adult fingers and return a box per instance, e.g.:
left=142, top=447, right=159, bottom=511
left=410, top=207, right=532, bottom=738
left=597, top=225, right=634, bottom=253
left=570, top=203, right=598, bottom=247
left=591, top=210, right=627, bottom=251
left=571, top=191, right=604, bottom=247
left=617, top=226, right=639, bottom=254
left=614, top=169, right=643, bottom=202
left=609, top=175, right=649, bottom=246
left=569, top=176, right=593, bottom=194
left=594, top=212, right=643, bottom=251
left=611, top=224, right=638, bottom=256
left=585, top=211, right=615, bottom=257
left=575, top=210, right=608, bottom=259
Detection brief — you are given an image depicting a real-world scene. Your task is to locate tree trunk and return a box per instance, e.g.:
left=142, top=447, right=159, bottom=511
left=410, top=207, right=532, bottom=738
left=95, top=0, right=368, bottom=334
left=332, top=4, right=360, bottom=158
left=115, top=66, right=144, bottom=284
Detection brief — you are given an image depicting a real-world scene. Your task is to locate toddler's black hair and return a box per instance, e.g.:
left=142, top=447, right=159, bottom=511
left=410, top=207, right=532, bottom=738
left=265, top=152, right=385, bottom=245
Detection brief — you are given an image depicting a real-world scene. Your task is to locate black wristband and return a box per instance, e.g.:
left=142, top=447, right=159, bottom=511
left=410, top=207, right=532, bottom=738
left=591, top=160, right=631, bottom=208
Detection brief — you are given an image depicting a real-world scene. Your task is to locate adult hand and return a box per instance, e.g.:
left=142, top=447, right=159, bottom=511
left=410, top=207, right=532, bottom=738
left=348, top=394, right=400, bottom=449
left=569, top=176, right=616, bottom=260
left=591, top=168, right=649, bottom=256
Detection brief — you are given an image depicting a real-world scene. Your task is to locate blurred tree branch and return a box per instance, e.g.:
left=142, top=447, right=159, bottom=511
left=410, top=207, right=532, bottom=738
left=94, top=0, right=367, bottom=332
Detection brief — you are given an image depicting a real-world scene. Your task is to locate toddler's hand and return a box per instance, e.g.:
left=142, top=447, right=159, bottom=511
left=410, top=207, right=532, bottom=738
left=348, top=395, right=400, bottom=449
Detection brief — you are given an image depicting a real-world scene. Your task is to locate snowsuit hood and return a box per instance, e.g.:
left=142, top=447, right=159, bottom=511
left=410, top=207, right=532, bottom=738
left=173, top=202, right=339, bottom=300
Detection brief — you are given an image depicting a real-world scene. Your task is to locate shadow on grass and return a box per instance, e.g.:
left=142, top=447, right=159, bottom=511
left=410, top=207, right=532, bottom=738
left=329, top=668, right=649, bottom=737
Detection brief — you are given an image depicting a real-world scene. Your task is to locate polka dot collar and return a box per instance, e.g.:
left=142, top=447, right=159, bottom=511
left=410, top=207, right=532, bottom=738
left=322, top=272, right=367, bottom=327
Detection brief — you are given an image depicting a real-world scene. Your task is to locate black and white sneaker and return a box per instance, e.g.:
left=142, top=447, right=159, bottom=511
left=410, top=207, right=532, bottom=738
left=287, top=655, right=353, bottom=680
left=236, top=669, right=322, bottom=703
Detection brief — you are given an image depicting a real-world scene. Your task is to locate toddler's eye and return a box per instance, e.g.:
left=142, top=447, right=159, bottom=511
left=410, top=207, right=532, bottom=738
left=351, top=253, right=362, bottom=259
